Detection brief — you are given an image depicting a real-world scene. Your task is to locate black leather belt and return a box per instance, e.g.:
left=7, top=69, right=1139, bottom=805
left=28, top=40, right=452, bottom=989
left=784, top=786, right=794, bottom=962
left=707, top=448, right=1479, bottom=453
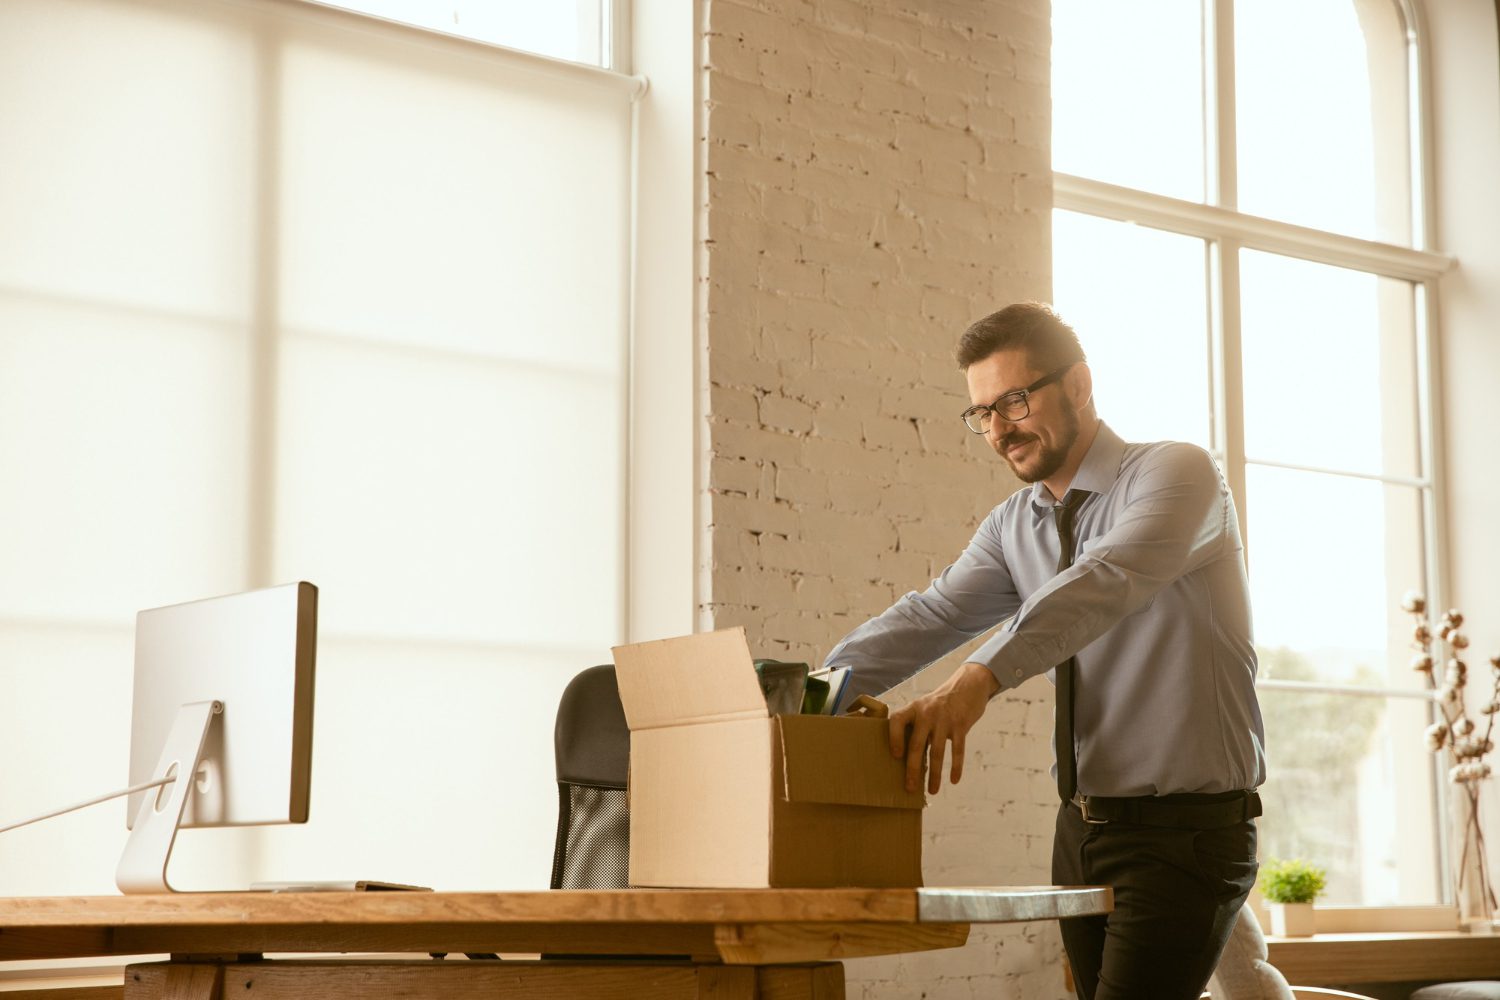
left=1069, top=789, right=1262, bottom=829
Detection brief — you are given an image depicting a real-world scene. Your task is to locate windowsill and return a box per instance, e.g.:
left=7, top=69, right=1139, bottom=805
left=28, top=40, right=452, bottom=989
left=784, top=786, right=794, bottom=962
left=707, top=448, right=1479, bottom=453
left=1265, top=928, right=1500, bottom=986
left=1250, top=899, right=1459, bottom=934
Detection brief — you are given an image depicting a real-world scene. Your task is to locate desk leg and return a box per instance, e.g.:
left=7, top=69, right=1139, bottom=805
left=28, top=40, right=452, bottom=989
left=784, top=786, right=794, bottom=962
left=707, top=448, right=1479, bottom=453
left=124, top=964, right=222, bottom=1000
left=756, top=964, right=844, bottom=999
left=124, top=960, right=843, bottom=1000
left=699, top=964, right=843, bottom=999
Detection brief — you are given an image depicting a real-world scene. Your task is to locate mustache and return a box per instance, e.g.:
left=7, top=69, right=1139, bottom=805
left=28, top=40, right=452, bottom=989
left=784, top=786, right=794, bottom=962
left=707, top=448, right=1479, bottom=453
left=997, top=431, right=1037, bottom=452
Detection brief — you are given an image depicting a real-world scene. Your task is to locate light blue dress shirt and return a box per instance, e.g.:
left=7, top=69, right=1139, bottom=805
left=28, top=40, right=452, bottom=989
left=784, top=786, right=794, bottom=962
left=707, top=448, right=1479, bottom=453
left=824, top=422, right=1266, bottom=797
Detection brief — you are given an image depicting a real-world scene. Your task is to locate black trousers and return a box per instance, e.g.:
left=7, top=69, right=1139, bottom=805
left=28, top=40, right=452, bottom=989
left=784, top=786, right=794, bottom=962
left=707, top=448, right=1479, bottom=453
left=1052, top=802, right=1259, bottom=1000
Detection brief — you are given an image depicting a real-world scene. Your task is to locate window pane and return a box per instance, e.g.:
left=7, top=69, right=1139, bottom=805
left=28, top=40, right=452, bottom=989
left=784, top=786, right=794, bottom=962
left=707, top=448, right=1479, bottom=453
left=0, top=0, right=257, bottom=621
left=1240, top=251, right=1419, bottom=479
left=278, top=31, right=629, bottom=369
left=1053, top=210, right=1211, bottom=448
left=276, top=337, right=623, bottom=648
left=274, top=18, right=630, bottom=650
left=1258, top=686, right=1440, bottom=905
left=1247, top=467, right=1425, bottom=687
left=0, top=301, right=253, bottom=621
left=315, top=1, right=610, bottom=67
left=1052, top=0, right=1205, bottom=201
left=1236, top=0, right=1412, bottom=243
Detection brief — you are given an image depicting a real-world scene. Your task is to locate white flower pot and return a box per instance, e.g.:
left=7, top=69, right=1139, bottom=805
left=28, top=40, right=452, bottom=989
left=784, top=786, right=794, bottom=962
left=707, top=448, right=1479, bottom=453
left=1268, top=901, right=1316, bottom=937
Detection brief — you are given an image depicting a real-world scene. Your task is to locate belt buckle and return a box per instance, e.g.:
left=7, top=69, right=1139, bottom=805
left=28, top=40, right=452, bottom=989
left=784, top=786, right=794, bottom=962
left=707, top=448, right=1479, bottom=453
left=1074, top=794, right=1108, bottom=825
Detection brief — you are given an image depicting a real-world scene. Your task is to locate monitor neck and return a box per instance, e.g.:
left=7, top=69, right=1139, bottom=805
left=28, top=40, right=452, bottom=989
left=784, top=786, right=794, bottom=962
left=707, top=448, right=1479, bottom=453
left=117, top=700, right=222, bottom=894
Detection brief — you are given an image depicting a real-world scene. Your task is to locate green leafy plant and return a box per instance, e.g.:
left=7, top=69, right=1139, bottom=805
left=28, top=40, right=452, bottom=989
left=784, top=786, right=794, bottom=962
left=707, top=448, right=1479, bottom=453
left=1259, top=858, right=1327, bottom=904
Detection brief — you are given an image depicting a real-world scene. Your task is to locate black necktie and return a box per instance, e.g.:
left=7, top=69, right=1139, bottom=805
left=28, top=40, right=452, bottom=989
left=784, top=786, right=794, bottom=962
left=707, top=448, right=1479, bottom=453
left=1053, top=490, right=1089, bottom=804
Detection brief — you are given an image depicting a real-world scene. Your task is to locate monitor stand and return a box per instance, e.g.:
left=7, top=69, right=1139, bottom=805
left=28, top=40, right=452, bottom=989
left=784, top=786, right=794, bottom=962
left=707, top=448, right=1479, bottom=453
left=117, top=700, right=222, bottom=894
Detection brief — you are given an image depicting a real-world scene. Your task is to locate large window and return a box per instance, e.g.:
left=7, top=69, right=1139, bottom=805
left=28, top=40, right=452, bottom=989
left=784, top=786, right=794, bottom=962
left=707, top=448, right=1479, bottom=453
left=1053, top=0, right=1453, bottom=906
left=0, top=0, right=638, bottom=894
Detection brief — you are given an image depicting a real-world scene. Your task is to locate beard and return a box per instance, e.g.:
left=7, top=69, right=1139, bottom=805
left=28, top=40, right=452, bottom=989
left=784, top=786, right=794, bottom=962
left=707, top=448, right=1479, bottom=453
left=996, top=403, right=1080, bottom=484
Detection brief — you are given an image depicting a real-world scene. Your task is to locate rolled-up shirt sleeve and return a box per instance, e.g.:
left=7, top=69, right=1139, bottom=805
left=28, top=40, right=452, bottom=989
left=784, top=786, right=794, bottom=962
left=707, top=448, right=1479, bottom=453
left=971, top=443, right=1231, bottom=685
left=824, top=509, right=1023, bottom=702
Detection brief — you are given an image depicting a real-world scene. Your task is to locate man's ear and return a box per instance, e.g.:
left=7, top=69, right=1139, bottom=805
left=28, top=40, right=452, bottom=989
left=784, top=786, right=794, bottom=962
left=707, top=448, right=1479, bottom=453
left=1066, top=362, right=1094, bottom=411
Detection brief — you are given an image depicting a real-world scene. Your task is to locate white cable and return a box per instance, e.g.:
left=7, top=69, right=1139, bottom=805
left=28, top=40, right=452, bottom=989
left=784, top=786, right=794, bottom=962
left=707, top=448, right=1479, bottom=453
left=0, top=776, right=175, bottom=834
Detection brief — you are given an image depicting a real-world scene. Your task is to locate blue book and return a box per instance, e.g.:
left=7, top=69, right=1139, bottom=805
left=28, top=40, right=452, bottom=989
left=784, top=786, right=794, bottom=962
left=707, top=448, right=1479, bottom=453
left=811, top=666, right=853, bottom=715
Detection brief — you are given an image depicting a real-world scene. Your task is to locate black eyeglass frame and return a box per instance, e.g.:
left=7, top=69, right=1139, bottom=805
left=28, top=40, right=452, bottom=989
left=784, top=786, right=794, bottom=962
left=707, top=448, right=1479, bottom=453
left=960, top=365, right=1074, bottom=433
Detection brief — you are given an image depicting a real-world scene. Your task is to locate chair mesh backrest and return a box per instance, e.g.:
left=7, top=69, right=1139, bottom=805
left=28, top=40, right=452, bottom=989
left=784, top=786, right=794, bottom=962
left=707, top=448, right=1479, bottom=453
left=552, top=784, right=630, bottom=890
left=549, top=664, right=631, bottom=890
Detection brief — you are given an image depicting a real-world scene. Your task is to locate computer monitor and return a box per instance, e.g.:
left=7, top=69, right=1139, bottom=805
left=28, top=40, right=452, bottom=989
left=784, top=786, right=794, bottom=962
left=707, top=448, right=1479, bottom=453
left=120, top=582, right=317, bottom=893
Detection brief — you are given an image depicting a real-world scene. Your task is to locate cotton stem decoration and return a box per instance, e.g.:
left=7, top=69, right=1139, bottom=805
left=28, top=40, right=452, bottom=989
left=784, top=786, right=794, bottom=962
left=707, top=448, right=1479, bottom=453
left=1404, top=590, right=1500, bottom=921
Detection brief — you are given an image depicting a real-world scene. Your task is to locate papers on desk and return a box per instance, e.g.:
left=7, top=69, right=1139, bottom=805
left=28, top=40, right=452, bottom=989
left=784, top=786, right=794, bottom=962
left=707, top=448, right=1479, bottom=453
left=250, top=880, right=432, bottom=892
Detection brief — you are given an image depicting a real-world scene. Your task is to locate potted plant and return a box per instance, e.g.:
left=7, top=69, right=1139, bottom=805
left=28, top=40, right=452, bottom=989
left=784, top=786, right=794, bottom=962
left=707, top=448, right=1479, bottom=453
left=1259, top=858, right=1326, bottom=937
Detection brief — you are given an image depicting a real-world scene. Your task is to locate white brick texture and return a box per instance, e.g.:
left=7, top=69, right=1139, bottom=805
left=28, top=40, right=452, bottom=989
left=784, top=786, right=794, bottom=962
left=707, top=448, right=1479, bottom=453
left=699, top=0, right=1066, bottom=996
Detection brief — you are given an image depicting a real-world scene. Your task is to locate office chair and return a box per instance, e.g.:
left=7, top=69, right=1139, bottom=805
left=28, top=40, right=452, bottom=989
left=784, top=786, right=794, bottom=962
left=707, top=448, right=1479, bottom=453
left=549, top=664, right=631, bottom=890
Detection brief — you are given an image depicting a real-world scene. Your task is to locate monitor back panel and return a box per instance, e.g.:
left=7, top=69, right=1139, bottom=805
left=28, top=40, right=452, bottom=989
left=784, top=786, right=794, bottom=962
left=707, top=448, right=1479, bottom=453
left=127, top=582, right=317, bottom=828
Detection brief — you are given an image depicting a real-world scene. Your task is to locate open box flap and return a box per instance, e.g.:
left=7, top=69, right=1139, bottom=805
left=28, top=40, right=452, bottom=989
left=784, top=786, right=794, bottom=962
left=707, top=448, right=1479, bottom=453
left=776, top=715, right=926, bottom=810
left=613, top=627, right=769, bottom=731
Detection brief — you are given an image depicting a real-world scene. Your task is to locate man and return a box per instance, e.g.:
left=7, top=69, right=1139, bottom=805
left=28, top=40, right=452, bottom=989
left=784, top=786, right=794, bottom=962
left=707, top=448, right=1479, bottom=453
left=824, top=302, right=1265, bottom=1000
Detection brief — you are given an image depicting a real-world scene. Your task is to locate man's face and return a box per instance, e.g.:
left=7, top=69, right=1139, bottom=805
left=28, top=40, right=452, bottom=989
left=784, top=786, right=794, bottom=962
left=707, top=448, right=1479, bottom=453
left=965, top=349, right=1080, bottom=484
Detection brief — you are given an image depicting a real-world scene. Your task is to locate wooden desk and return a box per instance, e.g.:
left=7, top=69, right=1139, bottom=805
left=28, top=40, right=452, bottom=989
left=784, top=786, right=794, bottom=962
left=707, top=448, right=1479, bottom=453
left=0, top=885, right=1111, bottom=999
left=1266, top=931, right=1500, bottom=986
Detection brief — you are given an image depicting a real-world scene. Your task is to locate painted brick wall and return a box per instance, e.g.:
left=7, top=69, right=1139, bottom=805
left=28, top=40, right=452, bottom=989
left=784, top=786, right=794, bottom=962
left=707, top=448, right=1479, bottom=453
left=698, top=0, right=1064, bottom=996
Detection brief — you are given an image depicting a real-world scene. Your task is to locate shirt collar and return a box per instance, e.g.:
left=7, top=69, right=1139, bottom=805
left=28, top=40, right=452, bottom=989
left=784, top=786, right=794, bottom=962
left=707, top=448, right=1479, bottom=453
left=1029, top=421, right=1127, bottom=509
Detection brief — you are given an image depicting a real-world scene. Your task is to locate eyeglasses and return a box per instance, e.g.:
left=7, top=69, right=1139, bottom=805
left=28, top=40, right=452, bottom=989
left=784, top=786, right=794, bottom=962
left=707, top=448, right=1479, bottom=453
left=960, top=365, right=1073, bottom=434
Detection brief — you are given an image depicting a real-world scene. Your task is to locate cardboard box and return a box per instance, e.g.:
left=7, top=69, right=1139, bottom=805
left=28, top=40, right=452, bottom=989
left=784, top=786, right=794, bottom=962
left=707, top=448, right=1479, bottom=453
left=612, top=627, right=925, bottom=888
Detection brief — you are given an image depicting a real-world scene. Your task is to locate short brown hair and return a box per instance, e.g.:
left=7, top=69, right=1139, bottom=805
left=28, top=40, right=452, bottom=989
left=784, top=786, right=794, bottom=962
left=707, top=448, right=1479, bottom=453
left=955, top=302, right=1086, bottom=372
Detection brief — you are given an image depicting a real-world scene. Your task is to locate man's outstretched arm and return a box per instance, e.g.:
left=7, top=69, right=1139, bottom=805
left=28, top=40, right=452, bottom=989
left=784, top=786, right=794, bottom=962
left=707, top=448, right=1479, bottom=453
left=888, top=443, right=1231, bottom=796
left=823, top=508, right=1021, bottom=793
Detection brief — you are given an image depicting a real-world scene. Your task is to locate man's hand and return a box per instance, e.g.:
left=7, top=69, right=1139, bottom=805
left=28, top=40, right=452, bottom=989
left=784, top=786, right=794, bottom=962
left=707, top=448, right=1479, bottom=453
left=889, top=661, right=1001, bottom=794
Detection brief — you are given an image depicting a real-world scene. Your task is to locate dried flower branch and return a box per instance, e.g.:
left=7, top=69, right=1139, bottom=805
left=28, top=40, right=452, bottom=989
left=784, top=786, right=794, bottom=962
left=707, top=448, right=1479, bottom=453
left=1403, top=589, right=1500, bottom=920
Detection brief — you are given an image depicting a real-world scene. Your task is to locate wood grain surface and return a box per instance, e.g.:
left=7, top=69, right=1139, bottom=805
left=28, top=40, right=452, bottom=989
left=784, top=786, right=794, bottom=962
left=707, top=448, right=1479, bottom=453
left=0, top=888, right=1109, bottom=999
left=126, top=961, right=734, bottom=1000
left=115, top=959, right=852, bottom=1000
left=1266, top=930, right=1500, bottom=985
left=713, top=921, right=969, bottom=964
left=0, top=886, right=1111, bottom=964
left=119, top=960, right=846, bottom=1000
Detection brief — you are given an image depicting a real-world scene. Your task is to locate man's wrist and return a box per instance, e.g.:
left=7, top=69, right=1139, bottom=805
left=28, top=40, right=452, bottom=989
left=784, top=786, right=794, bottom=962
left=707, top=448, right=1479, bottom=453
left=960, top=660, right=1002, bottom=697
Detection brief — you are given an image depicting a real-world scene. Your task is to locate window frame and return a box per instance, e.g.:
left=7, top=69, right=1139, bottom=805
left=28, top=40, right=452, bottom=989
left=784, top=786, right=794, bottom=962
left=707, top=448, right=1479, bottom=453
left=1053, top=0, right=1457, bottom=908
left=294, top=0, right=630, bottom=71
